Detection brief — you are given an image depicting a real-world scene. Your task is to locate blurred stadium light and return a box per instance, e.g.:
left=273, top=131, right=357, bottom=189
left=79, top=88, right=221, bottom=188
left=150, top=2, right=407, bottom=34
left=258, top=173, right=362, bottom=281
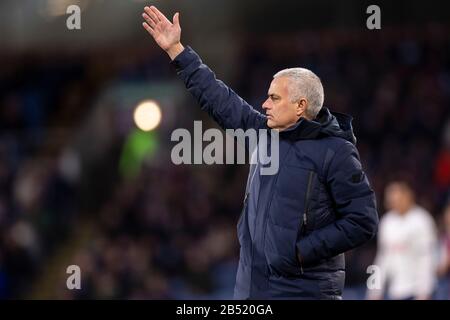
left=133, top=100, right=162, bottom=132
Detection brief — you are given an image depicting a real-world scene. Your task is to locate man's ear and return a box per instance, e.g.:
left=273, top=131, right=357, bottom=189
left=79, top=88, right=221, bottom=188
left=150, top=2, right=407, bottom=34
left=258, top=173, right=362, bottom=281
left=296, top=98, right=308, bottom=117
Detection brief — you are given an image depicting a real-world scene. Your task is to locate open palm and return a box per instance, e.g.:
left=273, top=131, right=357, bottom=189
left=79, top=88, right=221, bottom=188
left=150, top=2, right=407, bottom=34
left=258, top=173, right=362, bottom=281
left=142, top=6, right=181, bottom=52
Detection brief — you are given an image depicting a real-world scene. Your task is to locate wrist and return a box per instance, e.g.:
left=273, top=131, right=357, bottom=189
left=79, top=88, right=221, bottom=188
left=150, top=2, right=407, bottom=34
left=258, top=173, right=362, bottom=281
left=166, top=42, right=185, bottom=60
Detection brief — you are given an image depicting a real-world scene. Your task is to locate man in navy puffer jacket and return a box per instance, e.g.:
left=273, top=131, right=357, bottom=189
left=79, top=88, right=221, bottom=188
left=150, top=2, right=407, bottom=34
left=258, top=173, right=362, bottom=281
left=142, top=6, right=379, bottom=300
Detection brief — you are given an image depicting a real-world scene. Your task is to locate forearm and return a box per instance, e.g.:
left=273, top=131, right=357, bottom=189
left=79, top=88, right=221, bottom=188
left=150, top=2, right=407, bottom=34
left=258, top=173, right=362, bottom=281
left=170, top=46, right=266, bottom=131
left=414, top=232, right=437, bottom=298
left=367, top=250, right=388, bottom=299
left=296, top=195, right=378, bottom=264
left=166, top=42, right=185, bottom=60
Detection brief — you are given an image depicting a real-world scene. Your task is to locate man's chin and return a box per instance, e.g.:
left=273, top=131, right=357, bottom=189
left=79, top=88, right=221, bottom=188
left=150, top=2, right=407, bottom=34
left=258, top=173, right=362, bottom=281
left=266, top=120, right=284, bottom=132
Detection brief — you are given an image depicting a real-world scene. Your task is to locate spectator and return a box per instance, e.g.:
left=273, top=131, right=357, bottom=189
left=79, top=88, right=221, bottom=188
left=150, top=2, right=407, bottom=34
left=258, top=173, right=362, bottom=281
left=436, top=203, right=450, bottom=299
left=368, top=181, right=438, bottom=300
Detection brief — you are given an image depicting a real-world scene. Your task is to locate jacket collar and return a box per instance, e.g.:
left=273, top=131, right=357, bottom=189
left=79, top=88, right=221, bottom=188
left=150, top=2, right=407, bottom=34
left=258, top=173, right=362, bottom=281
left=279, top=107, right=357, bottom=144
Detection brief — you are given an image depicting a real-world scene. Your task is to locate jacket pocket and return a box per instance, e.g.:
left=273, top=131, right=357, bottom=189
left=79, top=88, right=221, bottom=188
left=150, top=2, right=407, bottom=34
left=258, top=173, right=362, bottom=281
left=300, top=170, right=316, bottom=235
left=271, top=166, right=316, bottom=228
left=265, top=222, right=301, bottom=277
left=297, top=170, right=316, bottom=273
left=266, top=168, right=318, bottom=277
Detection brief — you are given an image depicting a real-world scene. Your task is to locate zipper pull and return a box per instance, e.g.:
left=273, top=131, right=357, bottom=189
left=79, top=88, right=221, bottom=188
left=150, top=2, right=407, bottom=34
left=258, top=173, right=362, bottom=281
left=298, top=215, right=307, bottom=274
left=297, top=248, right=304, bottom=274
left=302, top=213, right=308, bottom=234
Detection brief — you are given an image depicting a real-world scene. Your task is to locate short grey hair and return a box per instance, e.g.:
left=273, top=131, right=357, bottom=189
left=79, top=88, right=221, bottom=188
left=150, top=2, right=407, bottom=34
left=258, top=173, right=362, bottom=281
left=273, top=68, right=324, bottom=119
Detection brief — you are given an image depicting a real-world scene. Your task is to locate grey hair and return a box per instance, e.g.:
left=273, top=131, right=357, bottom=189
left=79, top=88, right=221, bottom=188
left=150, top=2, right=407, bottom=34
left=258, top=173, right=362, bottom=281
left=273, top=68, right=324, bottom=119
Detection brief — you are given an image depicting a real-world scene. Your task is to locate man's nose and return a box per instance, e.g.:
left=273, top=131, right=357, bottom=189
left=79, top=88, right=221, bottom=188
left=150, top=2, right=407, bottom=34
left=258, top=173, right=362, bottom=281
left=262, top=99, right=269, bottom=110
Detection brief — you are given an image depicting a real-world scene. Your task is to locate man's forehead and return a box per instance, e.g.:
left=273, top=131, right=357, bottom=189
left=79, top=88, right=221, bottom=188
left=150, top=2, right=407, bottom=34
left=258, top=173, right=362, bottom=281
left=268, top=77, right=288, bottom=94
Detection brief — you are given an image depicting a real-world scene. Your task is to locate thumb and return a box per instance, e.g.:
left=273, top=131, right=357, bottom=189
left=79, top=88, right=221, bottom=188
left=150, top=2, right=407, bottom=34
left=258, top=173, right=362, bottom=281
left=173, top=12, right=180, bottom=26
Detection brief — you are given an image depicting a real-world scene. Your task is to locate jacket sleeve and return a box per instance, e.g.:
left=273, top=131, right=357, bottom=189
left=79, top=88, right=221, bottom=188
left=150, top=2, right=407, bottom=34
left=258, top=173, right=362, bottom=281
left=170, top=46, right=267, bottom=131
left=412, top=215, right=437, bottom=298
left=296, top=141, right=379, bottom=265
left=367, top=218, right=388, bottom=299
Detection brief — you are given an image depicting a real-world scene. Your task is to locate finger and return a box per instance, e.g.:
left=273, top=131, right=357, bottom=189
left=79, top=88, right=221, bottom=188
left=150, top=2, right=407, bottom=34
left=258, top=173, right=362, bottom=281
left=144, top=6, right=160, bottom=24
left=143, top=6, right=155, bottom=18
left=142, top=22, right=155, bottom=37
left=148, top=10, right=160, bottom=26
left=142, top=12, right=157, bottom=29
left=150, top=6, right=170, bottom=23
left=173, top=12, right=180, bottom=27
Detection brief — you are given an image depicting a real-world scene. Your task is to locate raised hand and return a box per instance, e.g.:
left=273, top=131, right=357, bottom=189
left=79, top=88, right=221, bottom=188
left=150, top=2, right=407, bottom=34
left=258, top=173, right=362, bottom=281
left=142, top=6, right=184, bottom=60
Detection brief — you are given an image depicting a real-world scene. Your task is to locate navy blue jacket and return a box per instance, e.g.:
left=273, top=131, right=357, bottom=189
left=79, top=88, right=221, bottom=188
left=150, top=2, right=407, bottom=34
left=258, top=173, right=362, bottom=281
left=171, top=46, right=379, bottom=300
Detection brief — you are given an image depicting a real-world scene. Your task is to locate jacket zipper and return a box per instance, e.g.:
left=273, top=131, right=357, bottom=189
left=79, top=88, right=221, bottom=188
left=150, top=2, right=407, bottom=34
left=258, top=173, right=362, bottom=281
left=299, top=171, right=315, bottom=274
left=302, top=171, right=315, bottom=234
left=238, top=192, right=249, bottom=225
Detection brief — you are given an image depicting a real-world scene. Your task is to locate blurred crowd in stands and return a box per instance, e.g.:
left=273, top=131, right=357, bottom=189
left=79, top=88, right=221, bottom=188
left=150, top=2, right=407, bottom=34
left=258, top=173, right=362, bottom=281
left=1, top=24, right=450, bottom=299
